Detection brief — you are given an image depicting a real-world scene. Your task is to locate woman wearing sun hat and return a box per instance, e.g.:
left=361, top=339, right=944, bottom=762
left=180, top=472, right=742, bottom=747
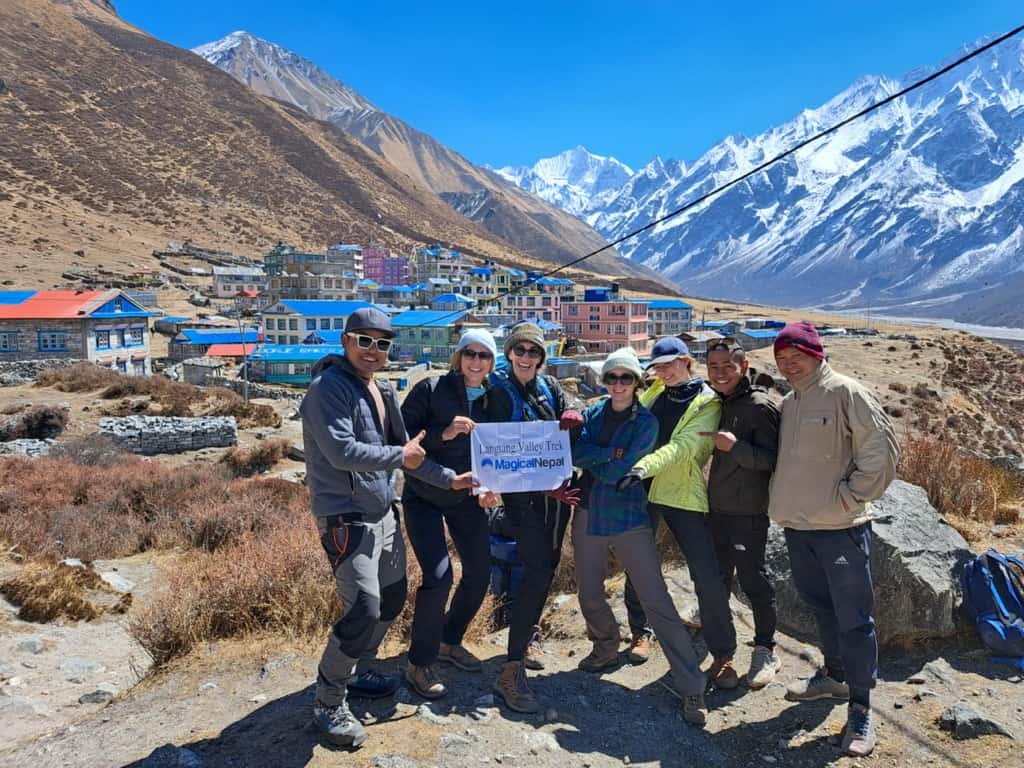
left=572, top=346, right=709, bottom=725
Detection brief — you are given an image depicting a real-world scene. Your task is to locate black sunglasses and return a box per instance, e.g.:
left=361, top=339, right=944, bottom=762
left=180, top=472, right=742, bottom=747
left=347, top=333, right=392, bottom=352
left=706, top=338, right=743, bottom=354
left=603, top=372, right=638, bottom=386
left=511, top=344, right=543, bottom=359
left=461, top=348, right=493, bottom=360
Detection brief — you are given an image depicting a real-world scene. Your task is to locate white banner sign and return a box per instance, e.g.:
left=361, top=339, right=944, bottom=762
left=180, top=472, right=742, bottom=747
left=470, top=421, right=572, bottom=494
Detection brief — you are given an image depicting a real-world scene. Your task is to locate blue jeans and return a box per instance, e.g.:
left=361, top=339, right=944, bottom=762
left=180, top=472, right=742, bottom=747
left=784, top=524, right=877, bottom=692
left=404, top=494, right=491, bottom=667
left=625, top=505, right=737, bottom=659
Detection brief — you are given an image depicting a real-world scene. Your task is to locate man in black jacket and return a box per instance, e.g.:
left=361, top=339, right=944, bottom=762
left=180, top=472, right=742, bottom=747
left=701, top=339, right=781, bottom=689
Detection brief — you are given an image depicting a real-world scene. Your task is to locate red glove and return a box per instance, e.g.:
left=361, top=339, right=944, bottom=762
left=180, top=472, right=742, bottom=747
left=545, top=479, right=581, bottom=507
left=558, top=410, right=583, bottom=432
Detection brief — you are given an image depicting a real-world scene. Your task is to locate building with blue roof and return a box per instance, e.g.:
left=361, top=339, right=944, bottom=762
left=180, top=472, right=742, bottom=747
left=390, top=310, right=488, bottom=363
left=430, top=293, right=475, bottom=311
left=629, top=297, right=694, bottom=337
left=247, top=344, right=346, bottom=385
left=260, top=300, right=377, bottom=345
left=169, top=327, right=261, bottom=361
left=736, top=328, right=780, bottom=350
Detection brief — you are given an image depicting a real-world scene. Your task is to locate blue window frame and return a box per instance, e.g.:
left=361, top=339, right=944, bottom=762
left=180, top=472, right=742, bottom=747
left=320, top=318, right=330, bottom=330
left=37, top=331, right=68, bottom=352
left=0, top=332, right=18, bottom=352
left=333, top=317, right=344, bottom=329
left=129, top=327, right=145, bottom=346
left=95, top=330, right=111, bottom=349
left=305, top=319, right=316, bottom=330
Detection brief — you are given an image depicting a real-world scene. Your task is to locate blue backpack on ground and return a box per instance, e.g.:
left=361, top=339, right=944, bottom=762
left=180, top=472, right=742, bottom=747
left=960, top=549, right=1024, bottom=657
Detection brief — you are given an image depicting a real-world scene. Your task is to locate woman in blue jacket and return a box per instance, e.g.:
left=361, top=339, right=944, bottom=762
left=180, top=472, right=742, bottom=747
left=572, top=347, right=709, bottom=726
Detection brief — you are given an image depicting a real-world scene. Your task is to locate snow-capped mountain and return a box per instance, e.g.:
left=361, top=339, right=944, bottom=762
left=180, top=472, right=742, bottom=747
left=502, top=36, right=1024, bottom=326
left=496, top=147, right=633, bottom=217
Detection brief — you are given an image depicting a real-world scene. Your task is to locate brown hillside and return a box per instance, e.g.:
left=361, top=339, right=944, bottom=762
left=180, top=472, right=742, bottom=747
left=201, top=31, right=654, bottom=281
left=0, top=0, right=661, bottom=293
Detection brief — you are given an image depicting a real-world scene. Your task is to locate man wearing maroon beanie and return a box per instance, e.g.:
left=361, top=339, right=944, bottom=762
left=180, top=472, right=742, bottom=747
left=769, top=321, right=898, bottom=758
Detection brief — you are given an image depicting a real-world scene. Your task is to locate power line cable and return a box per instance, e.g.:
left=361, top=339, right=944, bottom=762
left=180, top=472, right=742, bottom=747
left=376, top=23, right=1024, bottom=333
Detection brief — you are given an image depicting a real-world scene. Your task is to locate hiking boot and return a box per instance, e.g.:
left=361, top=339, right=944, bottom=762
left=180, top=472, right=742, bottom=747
left=524, top=629, right=545, bottom=671
left=840, top=702, right=876, bottom=757
left=785, top=668, right=850, bottom=702
left=404, top=664, right=446, bottom=699
left=627, top=633, right=652, bottom=665
left=708, top=656, right=739, bottom=690
left=746, top=646, right=781, bottom=690
left=658, top=675, right=707, bottom=727
left=493, top=660, right=540, bottom=713
left=312, top=699, right=367, bottom=748
left=439, top=642, right=483, bottom=672
left=577, top=646, right=620, bottom=673
left=347, top=669, right=401, bottom=700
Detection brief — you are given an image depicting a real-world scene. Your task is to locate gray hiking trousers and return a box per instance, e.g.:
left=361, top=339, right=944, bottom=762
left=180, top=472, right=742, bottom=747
left=573, top=507, right=706, bottom=696
left=315, top=510, right=407, bottom=706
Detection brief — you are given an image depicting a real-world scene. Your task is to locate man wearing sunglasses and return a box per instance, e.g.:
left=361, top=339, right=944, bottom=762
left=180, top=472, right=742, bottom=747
left=701, top=339, right=781, bottom=690
left=300, top=307, right=475, bottom=749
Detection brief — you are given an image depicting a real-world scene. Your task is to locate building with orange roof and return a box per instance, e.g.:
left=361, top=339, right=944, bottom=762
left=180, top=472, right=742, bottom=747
left=0, top=289, right=154, bottom=375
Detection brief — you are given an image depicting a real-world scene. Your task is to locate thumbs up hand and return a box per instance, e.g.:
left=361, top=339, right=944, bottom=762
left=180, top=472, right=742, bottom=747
left=403, top=430, right=427, bottom=470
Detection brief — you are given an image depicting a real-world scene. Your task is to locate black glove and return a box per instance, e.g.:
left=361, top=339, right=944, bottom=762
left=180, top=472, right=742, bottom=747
left=616, top=469, right=645, bottom=492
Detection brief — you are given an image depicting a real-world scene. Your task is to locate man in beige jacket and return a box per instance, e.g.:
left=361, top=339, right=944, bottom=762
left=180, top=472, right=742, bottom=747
left=768, top=322, right=898, bottom=758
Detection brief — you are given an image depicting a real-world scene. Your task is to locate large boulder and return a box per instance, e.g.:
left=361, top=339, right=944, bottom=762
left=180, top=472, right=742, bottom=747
left=761, top=480, right=973, bottom=646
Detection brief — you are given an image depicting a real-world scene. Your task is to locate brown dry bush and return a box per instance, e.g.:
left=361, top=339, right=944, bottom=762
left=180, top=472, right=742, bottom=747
left=0, top=455, right=309, bottom=560
left=220, top=439, right=292, bottom=478
left=203, top=390, right=281, bottom=428
left=131, top=520, right=336, bottom=667
left=0, top=560, right=129, bottom=622
left=36, top=362, right=120, bottom=392
left=898, top=437, right=1023, bottom=538
left=0, top=404, right=69, bottom=441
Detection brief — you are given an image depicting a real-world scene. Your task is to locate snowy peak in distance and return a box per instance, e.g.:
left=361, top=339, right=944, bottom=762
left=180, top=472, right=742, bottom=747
left=496, top=146, right=633, bottom=216
left=192, top=31, right=375, bottom=120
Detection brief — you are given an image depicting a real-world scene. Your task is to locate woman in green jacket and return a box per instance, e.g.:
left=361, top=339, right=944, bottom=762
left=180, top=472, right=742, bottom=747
left=616, top=337, right=739, bottom=690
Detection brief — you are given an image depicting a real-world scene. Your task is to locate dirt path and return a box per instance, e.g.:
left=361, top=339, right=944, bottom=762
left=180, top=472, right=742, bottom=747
left=3, top=566, right=1021, bottom=768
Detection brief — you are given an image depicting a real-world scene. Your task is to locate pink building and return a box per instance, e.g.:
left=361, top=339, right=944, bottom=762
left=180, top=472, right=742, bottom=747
left=362, top=246, right=411, bottom=285
left=561, top=288, right=649, bottom=354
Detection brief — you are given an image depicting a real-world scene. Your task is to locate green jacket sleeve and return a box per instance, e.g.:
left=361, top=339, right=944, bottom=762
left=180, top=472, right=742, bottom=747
left=634, top=398, right=720, bottom=478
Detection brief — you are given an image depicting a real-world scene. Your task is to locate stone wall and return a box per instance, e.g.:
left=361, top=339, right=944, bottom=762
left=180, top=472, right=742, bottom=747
left=98, top=416, right=237, bottom=455
left=0, top=358, right=85, bottom=386
left=0, top=319, right=87, bottom=364
left=201, top=375, right=304, bottom=401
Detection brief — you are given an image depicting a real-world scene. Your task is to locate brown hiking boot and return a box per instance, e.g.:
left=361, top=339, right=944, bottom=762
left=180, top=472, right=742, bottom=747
left=577, top=646, right=620, bottom=673
left=438, top=643, right=483, bottom=672
left=708, top=657, right=739, bottom=689
left=493, top=661, right=539, bottom=713
left=627, top=633, right=652, bottom=665
left=524, top=629, right=545, bottom=670
left=404, top=663, right=446, bottom=699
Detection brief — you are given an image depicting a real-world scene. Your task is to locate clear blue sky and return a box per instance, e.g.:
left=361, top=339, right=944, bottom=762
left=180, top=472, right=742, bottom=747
left=117, top=1, right=1022, bottom=170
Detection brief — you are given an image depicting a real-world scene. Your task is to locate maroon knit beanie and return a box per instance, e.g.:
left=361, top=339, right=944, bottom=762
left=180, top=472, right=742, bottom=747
left=774, top=321, right=825, bottom=360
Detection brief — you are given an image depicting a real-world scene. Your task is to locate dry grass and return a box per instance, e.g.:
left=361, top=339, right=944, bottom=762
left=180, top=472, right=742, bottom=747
left=37, top=363, right=280, bottom=427
left=220, top=439, right=292, bottom=478
left=131, top=521, right=336, bottom=667
left=0, top=560, right=129, bottom=622
left=898, top=436, right=1023, bottom=540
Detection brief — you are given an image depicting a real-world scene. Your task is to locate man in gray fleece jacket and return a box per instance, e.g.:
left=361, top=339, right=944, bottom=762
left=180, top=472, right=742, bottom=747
left=301, top=308, right=473, bottom=749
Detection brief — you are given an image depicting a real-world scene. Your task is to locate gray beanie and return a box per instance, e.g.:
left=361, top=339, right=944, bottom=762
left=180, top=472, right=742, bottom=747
left=601, top=347, right=644, bottom=381
left=503, top=322, right=546, bottom=362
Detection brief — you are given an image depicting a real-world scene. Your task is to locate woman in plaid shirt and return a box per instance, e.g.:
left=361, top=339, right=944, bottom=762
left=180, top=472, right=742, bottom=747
left=571, top=347, right=711, bottom=726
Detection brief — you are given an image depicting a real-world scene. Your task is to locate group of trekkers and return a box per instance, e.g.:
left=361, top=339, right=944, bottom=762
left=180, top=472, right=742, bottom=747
left=299, top=307, right=899, bottom=757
